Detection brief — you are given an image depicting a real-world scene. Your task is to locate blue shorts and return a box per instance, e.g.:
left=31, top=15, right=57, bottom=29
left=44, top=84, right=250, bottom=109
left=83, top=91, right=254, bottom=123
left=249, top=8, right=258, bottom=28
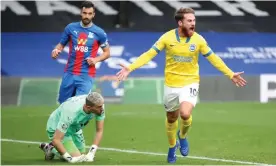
left=58, top=72, right=94, bottom=104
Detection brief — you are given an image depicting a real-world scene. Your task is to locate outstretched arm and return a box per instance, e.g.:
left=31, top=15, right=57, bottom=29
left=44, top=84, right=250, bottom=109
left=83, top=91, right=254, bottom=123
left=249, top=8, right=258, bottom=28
left=200, top=36, right=247, bottom=87
left=116, top=48, right=158, bottom=81
left=205, top=53, right=246, bottom=87
left=204, top=51, right=234, bottom=79
left=117, top=35, right=166, bottom=81
left=128, top=48, right=159, bottom=71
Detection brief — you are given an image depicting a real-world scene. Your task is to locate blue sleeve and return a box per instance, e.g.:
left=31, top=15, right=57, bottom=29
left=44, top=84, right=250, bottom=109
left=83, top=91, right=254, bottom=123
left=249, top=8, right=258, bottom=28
left=59, top=24, right=71, bottom=46
left=99, top=31, right=109, bottom=48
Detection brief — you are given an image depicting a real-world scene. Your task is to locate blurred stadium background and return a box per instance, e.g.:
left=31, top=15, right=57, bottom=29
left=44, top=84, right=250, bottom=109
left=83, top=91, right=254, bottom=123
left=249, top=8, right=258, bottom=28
left=1, top=0, right=276, bottom=165
left=2, top=0, right=276, bottom=104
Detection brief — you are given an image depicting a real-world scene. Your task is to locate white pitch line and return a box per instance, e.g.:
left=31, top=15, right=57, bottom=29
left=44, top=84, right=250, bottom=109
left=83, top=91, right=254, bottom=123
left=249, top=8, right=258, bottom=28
left=1, top=138, right=274, bottom=165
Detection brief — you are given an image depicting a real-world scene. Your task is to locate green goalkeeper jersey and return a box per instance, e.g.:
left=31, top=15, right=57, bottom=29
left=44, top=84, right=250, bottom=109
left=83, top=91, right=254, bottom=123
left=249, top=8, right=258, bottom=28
left=46, top=95, right=105, bottom=135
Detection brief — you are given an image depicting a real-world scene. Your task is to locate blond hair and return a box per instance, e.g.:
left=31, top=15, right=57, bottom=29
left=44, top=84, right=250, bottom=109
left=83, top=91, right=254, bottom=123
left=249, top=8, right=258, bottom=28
left=86, top=92, right=104, bottom=106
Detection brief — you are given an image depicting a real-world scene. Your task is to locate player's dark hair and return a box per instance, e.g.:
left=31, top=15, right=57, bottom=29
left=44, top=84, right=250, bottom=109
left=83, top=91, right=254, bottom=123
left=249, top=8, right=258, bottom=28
left=174, top=8, right=195, bottom=23
left=81, top=1, right=95, bottom=10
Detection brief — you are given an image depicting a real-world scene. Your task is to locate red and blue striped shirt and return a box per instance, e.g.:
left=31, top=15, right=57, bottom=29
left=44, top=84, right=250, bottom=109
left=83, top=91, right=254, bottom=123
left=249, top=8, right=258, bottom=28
left=60, top=22, right=108, bottom=77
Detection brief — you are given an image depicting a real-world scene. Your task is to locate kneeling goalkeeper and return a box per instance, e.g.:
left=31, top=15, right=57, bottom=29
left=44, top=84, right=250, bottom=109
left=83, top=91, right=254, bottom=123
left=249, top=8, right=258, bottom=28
left=39, top=92, right=105, bottom=163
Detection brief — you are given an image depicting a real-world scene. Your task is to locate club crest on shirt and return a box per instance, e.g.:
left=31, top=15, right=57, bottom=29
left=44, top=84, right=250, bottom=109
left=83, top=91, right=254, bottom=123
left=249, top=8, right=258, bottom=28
left=62, top=123, right=68, bottom=130
left=189, top=44, right=196, bottom=52
left=88, top=32, right=94, bottom=38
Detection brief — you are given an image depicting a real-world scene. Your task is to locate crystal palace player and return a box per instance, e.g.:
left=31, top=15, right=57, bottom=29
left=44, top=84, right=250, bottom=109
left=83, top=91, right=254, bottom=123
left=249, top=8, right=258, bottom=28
left=51, top=1, right=110, bottom=104
left=117, top=8, right=247, bottom=163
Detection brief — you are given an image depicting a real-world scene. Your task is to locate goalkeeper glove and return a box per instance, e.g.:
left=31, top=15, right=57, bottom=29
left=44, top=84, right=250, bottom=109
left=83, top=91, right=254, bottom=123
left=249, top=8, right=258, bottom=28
left=62, top=152, right=86, bottom=163
left=85, top=145, right=98, bottom=162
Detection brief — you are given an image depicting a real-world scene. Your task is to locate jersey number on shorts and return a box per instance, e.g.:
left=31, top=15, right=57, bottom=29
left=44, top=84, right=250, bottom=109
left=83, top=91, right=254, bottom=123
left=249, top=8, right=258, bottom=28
left=189, top=88, right=198, bottom=97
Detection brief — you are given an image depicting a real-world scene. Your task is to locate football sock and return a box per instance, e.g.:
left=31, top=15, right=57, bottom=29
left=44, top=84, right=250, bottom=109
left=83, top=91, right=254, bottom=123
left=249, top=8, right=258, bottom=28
left=165, top=118, right=178, bottom=148
left=179, top=115, right=192, bottom=139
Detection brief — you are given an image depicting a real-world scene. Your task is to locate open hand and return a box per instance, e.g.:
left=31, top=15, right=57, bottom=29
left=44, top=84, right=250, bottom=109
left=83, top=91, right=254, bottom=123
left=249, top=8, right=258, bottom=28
left=116, top=64, right=131, bottom=81
left=231, top=71, right=247, bottom=87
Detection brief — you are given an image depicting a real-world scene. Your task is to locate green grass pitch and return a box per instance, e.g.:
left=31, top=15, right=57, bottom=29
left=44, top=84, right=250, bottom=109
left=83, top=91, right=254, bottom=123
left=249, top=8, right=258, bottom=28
left=1, top=103, right=276, bottom=165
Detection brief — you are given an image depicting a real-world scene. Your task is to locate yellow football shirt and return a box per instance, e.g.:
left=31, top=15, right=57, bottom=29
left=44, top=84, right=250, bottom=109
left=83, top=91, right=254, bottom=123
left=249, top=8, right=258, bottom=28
left=129, top=29, right=234, bottom=87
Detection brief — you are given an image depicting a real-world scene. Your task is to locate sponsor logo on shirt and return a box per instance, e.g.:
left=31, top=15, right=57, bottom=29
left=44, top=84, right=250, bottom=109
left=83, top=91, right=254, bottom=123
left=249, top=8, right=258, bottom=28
left=173, top=55, right=192, bottom=62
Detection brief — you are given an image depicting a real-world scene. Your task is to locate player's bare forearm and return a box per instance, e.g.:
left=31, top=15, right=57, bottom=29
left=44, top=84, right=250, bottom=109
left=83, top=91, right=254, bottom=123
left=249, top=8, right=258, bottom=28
left=129, top=48, right=157, bottom=71
left=52, top=130, right=67, bottom=155
left=55, top=43, right=65, bottom=51
left=95, top=47, right=110, bottom=63
left=206, top=53, right=234, bottom=79
left=92, top=120, right=104, bottom=146
left=52, top=139, right=67, bottom=155
left=92, top=130, right=103, bottom=146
